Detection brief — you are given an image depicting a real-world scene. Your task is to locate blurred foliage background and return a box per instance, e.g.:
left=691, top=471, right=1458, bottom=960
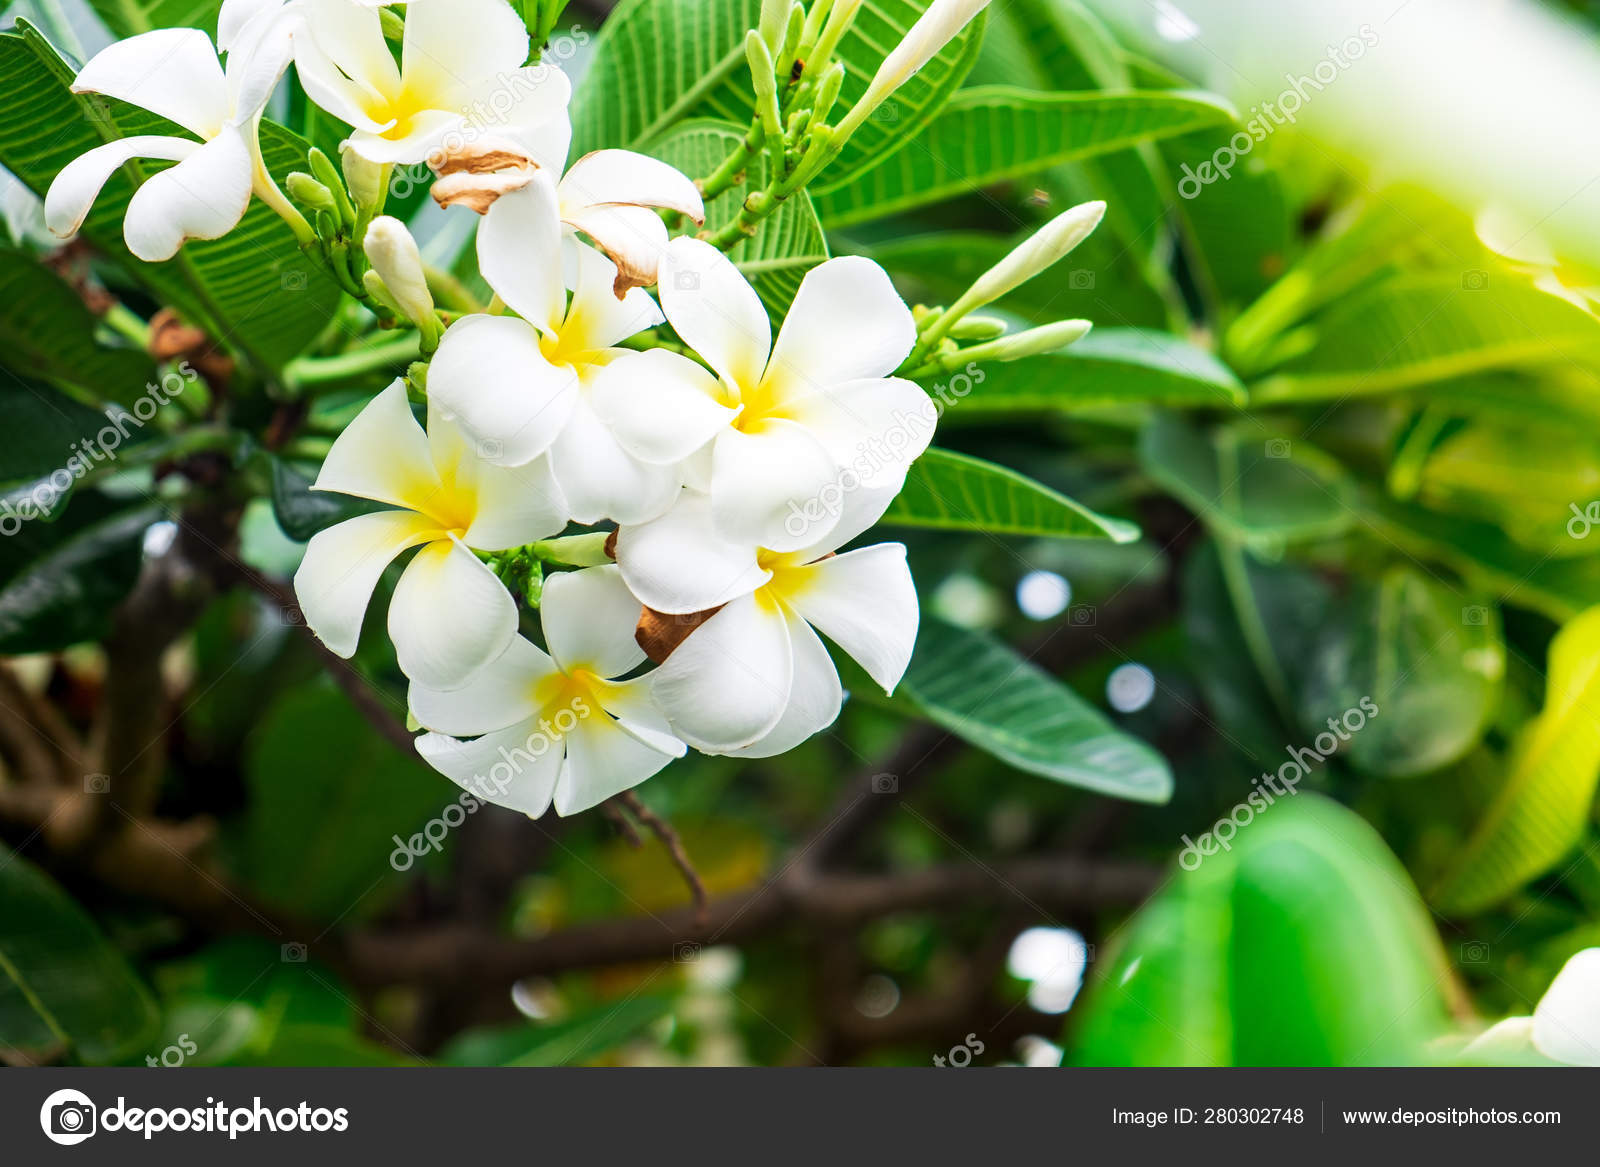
left=2, top=0, right=1599, bottom=1068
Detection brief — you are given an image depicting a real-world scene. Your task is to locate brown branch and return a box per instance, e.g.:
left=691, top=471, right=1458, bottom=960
left=617, top=790, right=708, bottom=925
left=0, top=664, right=84, bottom=781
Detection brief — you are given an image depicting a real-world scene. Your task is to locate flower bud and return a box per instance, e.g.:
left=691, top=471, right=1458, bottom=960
left=341, top=145, right=386, bottom=210
left=841, top=0, right=992, bottom=134
left=983, top=320, right=1093, bottom=363
left=286, top=171, right=336, bottom=214
left=364, top=216, right=440, bottom=344
left=947, top=314, right=1007, bottom=340
left=964, top=202, right=1105, bottom=308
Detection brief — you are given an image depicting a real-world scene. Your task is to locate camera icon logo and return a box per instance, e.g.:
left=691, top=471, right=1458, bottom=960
left=1264, top=438, right=1292, bottom=459
left=870, top=772, right=898, bottom=794
left=1462, top=606, right=1489, bottom=627
left=40, top=1089, right=97, bottom=1146
left=1460, top=940, right=1490, bottom=964
left=1461, top=269, right=1489, bottom=291
left=1069, top=605, right=1097, bottom=627
left=673, top=940, right=702, bottom=963
left=673, top=270, right=701, bottom=292
left=477, top=438, right=504, bottom=461
left=281, top=270, right=309, bottom=292
left=282, top=942, right=308, bottom=963
left=1068, top=269, right=1096, bottom=290
left=84, top=772, right=110, bottom=794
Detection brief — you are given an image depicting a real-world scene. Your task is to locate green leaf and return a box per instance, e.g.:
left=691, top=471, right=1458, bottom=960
left=1297, top=567, right=1503, bottom=779
left=1072, top=795, right=1452, bottom=1065
left=881, top=447, right=1139, bottom=541
left=571, top=0, right=984, bottom=190
left=1252, top=273, right=1600, bottom=402
left=0, top=844, right=160, bottom=1064
left=644, top=118, right=826, bottom=316
left=0, top=247, right=157, bottom=405
left=238, top=681, right=460, bottom=921
left=0, top=375, right=140, bottom=515
left=1139, top=415, right=1353, bottom=550
left=1433, top=607, right=1600, bottom=915
left=230, top=1024, right=420, bottom=1066
left=85, top=0, right=224, bottom=38
left=0, top=26, right=337, bottom=373
left=440, top=997, right=674, bottom=1067
left=878, top=616, right=1173, bottom=803
left=945, top=328, right=1245, bottom=416
left=0, top=495, right=158, bottom=654
left=813, top=87, right=1235, bottom=228
left=270, top=456, right=382, bottom=542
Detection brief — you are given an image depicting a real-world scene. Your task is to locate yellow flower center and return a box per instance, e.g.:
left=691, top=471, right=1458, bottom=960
left=531, top=668, right=603, bottom=737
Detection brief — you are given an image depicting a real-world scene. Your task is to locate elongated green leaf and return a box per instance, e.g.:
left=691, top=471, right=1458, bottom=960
left=945, top=328, right=1245, bottom=416
left=571, top=0, right=984, bottom=189
left=86, top=0, right=224, bottom=37
left=875, top=616, right=1173, bottom=802
left=1252, top=273, right=1600, bottom=402
left=1139, top=415, right=1353, bottom=550
left=1297, top=567, right=1503, bottom=779
left=0, top=26, right=335, bottom=373
left=644, top=119, right=825, bottom=316
left=1434, top=607, right=1600, bottom=914
left=0, top=247, right=156, bottom=405
left=0, top=375, right=141, bottom=516
left=814, top=87, right=1235, bottom=228
left=1073, top=796, right=1451, bottom=1066
left=881, top=447, right=1139, bottom=541
left=0, top=844, right=161, bottom=1064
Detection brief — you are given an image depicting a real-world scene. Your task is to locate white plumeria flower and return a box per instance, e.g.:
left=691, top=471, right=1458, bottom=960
left=593, top=237, right=935, bottom=554
left=271, top=0, right=572, bottom=166
left=615, top=485, right=918, bottom=755
left=427, top=174, right=678, bottom=524
left=44, top=21, right=294, bottom=261
left=293, top=380, right=567, bottom=690
left=1465, top=948, right=1600, bottom=1066
left=435, top=139, right=705, bottom=294
left=411, top=565, right=686, bottom=818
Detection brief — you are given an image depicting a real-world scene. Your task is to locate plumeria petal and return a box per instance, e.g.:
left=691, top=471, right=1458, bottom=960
left=293, top=510, right=439, bottom=658
left=409, top=634, right=555, bottom=738
left=427, top=314, right=579, bottom=466
left=45, top=136, right=199, bottom=241
left=548, top=396, right=680, bottom=525
left=73, top=28, right=229, bottom=139
left=224, top=6, right=297, bottom=120
left=782, top=376, right=938, bottom=475
left=1532, top=948, right=1600, bottom=1066
left=347, top=109, right=466, bottom=165
left=593, top=676, right=684, bottom=756
left=590, top=349, right=736, bottom=466
left=462, top=64, right=572, bottom=171
left=782, top=543, right=918, bottom=693
left=561, top=240, right=663, bottom=352
left=313, top=380, right=443, bottom=514
left=416, top=720, right=563, bottom=818
left=554, top=716, right=678, bottom=816
left=559, top=149, right=705, bottom=221
left=723, top=612, right=843, bottom=758
left=402, top=0, right=528, bottom=109
left=710, top=420, right=842, bottom=552
left=660, top=236, right=771, bottom=391
left=388, top=536, right=517, bottom=689
left=291, top=32, right=391, bottom=134
left=541, top=564, right=647, bottom=679
left=219, top=0, right=286, bottom=52
left=799, top=476, right=905, bottom=559
left=459, top=453, right=568, bottom=551
left=477, top=175, right=565, bottom=332
left=651, top=593, right=793, bottom=753
left=615, top=490, right=770, bottom=615
left=122, top=124, right=254, bottom=261
left=301, top=0, right=399, bottom=99
left=763, top=256, right=917, bottom=401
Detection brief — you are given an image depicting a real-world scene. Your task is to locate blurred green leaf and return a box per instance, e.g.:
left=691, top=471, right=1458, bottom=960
left=230, top=1024, right=420, bottom=1066
left=85, top=0, right=225, bottom=37
left=814, top=88, right=1235, bottom=228
left=0, top=844, right=160, bottom=1064
left=1072, top=795, right=1452, bottom=1065
left=1434, top=606, right=1600, bottom=914
left=882, top=447, right=1140, bottom=541
left=0, top=376, right=137, bottom=517
left=440, top=996, right=674, bottom=1067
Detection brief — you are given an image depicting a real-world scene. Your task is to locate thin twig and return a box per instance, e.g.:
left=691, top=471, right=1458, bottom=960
left=618, top=791, right=708, bottom=925
left=601, top=798, right=643, bottom=848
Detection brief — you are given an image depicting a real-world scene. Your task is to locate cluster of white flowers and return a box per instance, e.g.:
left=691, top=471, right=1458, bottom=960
left=42, top=0, right=1002, bottom=817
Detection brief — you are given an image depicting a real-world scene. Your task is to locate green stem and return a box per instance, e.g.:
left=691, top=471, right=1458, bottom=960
left=284, top=334, right=423, bottom=393
left=532, top=532, right=613, bottom=567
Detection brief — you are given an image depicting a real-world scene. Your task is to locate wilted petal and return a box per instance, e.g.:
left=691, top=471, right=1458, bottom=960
left=650, top=593, right=793, bottom=753
left=409, top=635, right=555, bottom=738
left=313, top=380, right=443, bottom=514
left=388, top=536, right=517, bottom=689
left=560, top=149, right=704, bottom=221
left=428, top=314, right=579, bottom=466
left=615, top=490, right=769, bottom=615
left=660, top=236, right=771, bottom=391
left=722, top=612, right=843, bottom=758
left=45, top=136, right=198, bottom=241
left=782, top=543, right=918, bottom=693
left=590, top=349, right=735, bottom=466
left=293, top=510, right=439, bottom=658
left=417, top=720, right=564, bottom=818
left=122, top=124, right=254, bottom=261
left=562, top=240, right=663, bottom=351
left=764, top=256, right=916, bottom=401
left=465, top=64, right=572, bottom=172
left=540, top=564, right=647, bottom=679
left=73, top=28, right=229, bottom=138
